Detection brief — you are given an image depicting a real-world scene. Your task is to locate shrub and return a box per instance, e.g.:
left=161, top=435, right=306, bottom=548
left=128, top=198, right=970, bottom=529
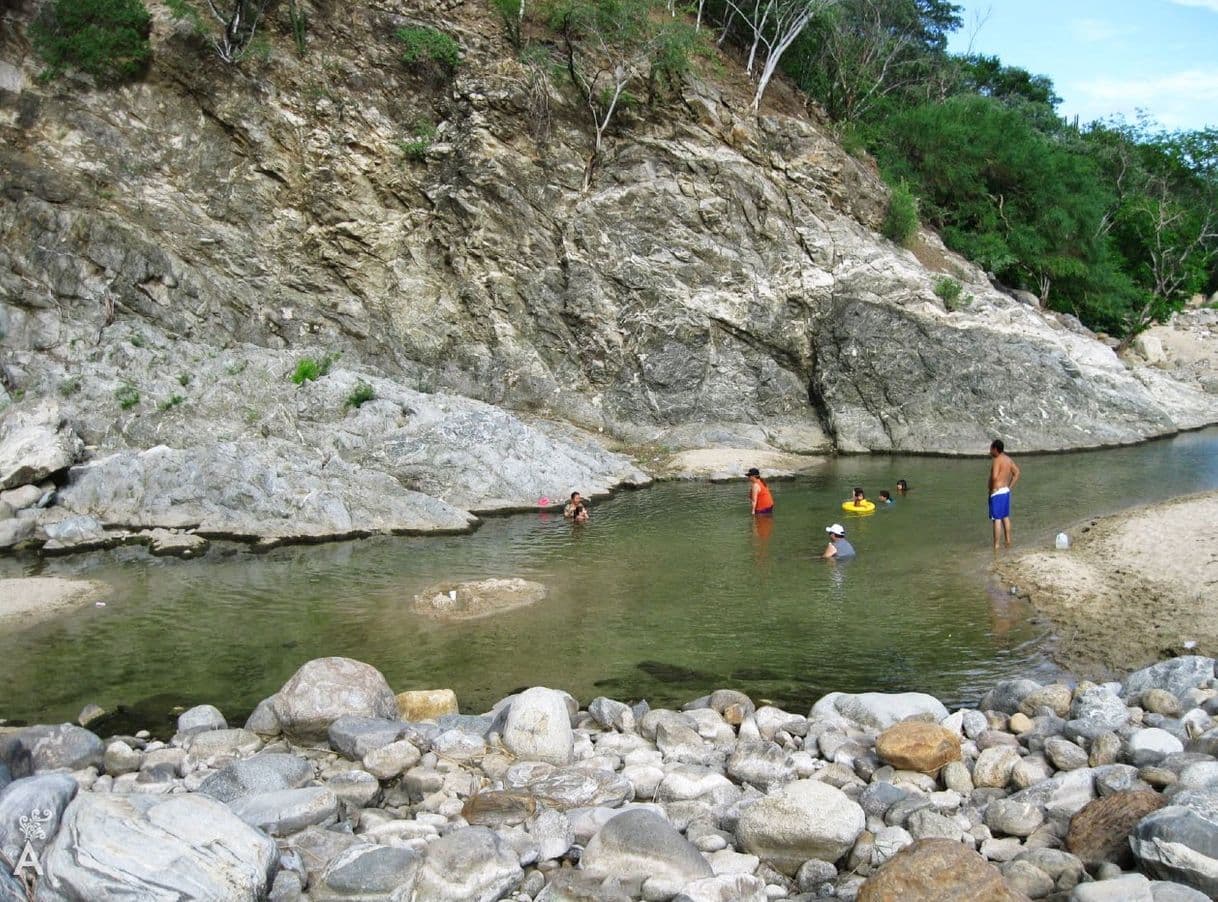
left=159, top=393, right=185, bottom=411
left=396, top=26, right=460, bottom=77
left=933, top=276, right=970, bottom=311
left=178, top=372, right=191, bottom=386
left=115, top=383, right=140, bottom=410
left=31, top=0, right=152, bottom=83
left=400, top=117, right=436, bottom=162
left=883, top=180, right=919, bottom=246
left=58, top=375, right=82, bottom=397
left=291, top=352, right=337, bottom=385
left=345, top=380, right=375, bottom=410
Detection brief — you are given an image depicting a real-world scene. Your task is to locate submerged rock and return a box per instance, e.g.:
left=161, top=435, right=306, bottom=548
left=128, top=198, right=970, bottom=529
left=411, top=578, right=547, bottom=621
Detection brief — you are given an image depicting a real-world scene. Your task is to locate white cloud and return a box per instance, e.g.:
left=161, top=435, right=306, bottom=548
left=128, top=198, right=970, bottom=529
left=1166, top=0, right=1218, bottom=12
left=1069, top=18, right=1136, bottom=43
left=1070, top=68, right=1218, bottom=128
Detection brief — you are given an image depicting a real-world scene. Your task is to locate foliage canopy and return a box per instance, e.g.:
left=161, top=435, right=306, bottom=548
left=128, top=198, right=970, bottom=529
left=31, top=0, right=152, bottom=83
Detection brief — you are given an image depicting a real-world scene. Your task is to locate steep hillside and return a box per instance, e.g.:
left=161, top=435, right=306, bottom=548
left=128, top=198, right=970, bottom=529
left=1, top=0, right=1216, bottom=547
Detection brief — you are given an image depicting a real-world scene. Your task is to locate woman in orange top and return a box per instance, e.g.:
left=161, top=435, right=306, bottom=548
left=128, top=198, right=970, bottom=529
left=747, top=467, right=774, bottom=515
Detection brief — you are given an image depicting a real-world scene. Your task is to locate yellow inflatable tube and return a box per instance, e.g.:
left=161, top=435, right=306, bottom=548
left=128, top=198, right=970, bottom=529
left=842, top=500, right=876, bottom=513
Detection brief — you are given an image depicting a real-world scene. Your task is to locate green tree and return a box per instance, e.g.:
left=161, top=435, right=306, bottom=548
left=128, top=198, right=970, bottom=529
left=872, top=95, right=1130, bottom=327
left=30, top=0, right=152, bottom=83
left=783, top=0, right=960, bottom=122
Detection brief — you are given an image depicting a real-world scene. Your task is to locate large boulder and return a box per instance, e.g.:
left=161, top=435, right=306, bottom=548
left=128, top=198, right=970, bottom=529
left=858, top=838, right=1026, bottom=901
left=736, top=779, right=865, bottom=874
left=1130, top=805, right=1218, bottom=896
left=0, top=400, right=83, bottom=490
left=272, top=657, right=398, bottom=741
left=500, top=687, right=575, bottom=766
left=409, top=826, right=523, bottom=901
left=411, top=578, right=547, bottom=620
left=581, top=809, right=713, bottom=888
left=39, top=793, right=277, bottom=898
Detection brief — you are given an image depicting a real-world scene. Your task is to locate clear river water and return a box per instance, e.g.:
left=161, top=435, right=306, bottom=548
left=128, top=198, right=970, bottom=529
left=3, top=427, right=1218, bottom=731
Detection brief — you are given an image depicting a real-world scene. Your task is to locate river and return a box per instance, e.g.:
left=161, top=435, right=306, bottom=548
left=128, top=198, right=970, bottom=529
left=2, top=428, right=1217, bottom=730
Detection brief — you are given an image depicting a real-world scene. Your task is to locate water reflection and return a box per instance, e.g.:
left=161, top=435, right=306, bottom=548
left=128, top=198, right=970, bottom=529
left=0, top=428, right=1216, bottom=723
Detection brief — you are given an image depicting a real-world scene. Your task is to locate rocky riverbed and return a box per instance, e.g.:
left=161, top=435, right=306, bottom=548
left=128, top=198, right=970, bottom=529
left=997, top=491, right=1218, bottom=679
left=4, top=655, right=1218, bottom=900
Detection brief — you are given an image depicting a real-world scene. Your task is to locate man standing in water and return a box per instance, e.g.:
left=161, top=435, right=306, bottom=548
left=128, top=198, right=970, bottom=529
left=746, top=468, right=774, bottom=515
left=988, top=439, right=1021, bottom=549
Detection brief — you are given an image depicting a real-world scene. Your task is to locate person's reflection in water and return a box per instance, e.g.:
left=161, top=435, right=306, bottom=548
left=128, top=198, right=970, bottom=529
left=984, top=579, right=1030, bottom=641
left=827, top=556, right=848, bottom=598
left=751, top=512, right=774, bottom=576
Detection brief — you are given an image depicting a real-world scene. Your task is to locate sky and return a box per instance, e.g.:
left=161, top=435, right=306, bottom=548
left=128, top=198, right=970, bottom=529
left=945, top=0, right=1218, bottom=132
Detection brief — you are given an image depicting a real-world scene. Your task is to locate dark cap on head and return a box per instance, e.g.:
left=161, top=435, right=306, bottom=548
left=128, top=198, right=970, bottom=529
left=746, top=467, right=761, bottom=477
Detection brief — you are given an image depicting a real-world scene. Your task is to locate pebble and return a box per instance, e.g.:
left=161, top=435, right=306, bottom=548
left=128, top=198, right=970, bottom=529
left=14, top=655, right=1218, bottom=901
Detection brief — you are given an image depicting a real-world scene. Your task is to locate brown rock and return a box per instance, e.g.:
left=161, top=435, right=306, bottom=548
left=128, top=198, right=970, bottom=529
left=1066, top=790, right=1166, bottom=867
left=858, top=838, right=1028, bottom=901
left=1018, top=684, right=1073, bottom=718
left=1140, top=689, right=1181, bottom=717
left=875, top=722, right=961, bottom=774
left=411, top=578, right=546, bottom=620
left=461, top=790, right=537, bottom=828
left=396, top=689, right=459, bottom=722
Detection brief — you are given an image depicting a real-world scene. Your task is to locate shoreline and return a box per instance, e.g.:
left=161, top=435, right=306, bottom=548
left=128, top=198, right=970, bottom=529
left=0, top=576, right=108, bottom=629
left=3, top=654, right=1218, bottom=899
left=995, top=489, right=1218, bottom=679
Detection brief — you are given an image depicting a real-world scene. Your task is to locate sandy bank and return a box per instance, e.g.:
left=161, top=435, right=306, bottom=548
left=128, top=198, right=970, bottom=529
left=0, top=576, right=108, bottom=630
left=996, top=490, right=1218, bottom=677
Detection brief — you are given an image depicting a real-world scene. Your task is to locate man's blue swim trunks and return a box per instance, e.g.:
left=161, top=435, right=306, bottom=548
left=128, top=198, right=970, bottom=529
left=989, top=488, right=1011, bottom=520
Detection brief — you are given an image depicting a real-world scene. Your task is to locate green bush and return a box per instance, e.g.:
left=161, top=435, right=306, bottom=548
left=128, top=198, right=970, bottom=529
left=933, top=275, right=968, bottom=311
left=159, top=393, right=185, bottom=411
left=291, top=352, right=337, bottom=385
left=883, top=180, right=919, bottom=246
left=396, top=26, right=460, bottom=76
left=31, top=0, right=152, bottom=83
left=115, top=383, right=140, bottom=410
left=400, top=117, right=437, bottom=162
left=344, top=380, right=375, bottom=410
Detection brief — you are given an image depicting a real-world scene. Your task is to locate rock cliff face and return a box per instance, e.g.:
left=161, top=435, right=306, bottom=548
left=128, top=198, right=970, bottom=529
left=1, top=0, right=1216, bottom=546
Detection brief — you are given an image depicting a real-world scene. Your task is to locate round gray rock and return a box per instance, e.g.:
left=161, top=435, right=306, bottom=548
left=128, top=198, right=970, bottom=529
left=410, top=826, right=523, bottom=902
left=582, top=809, right=713, bottom=886
left=736, top=779, right=865, bottom=875
left=272, top=657, right=398, bottom=741
left=501, top=687, right=575, bottom=766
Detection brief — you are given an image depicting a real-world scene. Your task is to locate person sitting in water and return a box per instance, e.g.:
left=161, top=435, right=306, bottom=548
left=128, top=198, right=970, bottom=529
left=879, top=490, right=893, bottom=505
left=822, top=523, right=856, bottom=559
left=564, top=491, right=589, bottom=520
left=896, top=479, right=909, bottom=494
left=747, top=467, right=774, bottom=515
left=844, top=487, right=868, bottom=509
